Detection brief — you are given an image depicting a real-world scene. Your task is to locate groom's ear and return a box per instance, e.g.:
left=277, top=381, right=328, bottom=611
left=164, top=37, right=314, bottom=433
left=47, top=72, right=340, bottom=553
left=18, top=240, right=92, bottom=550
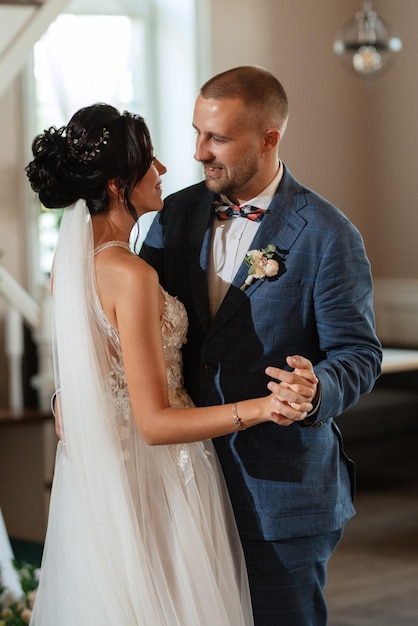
left=263, top=128, right=280, bottom=152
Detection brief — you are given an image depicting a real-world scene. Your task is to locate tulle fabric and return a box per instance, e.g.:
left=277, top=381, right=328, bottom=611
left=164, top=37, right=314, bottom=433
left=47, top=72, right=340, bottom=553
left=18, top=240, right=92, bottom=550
left=30, top=199, right=253, bottom=625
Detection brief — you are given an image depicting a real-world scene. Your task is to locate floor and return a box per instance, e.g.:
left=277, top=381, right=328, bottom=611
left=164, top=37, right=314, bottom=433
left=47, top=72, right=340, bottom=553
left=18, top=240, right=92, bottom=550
left=325, top=431, right=418, bottom=626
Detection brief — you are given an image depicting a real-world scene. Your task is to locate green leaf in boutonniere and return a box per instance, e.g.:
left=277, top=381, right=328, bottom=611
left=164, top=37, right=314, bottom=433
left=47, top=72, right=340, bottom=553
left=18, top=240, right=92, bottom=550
left=240, top=244, right=281, bottom=291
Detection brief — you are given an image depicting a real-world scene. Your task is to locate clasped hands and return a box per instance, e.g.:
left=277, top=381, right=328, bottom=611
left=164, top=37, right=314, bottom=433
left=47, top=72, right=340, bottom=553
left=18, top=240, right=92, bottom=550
left=266, top=355, right=319, bottom=427
left=52, top=354, right=319, bottom=436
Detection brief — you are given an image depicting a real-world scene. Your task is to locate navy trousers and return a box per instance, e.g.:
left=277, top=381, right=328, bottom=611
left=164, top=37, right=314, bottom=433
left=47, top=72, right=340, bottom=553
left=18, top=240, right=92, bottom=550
left=243, top=528, right=344, bottom=626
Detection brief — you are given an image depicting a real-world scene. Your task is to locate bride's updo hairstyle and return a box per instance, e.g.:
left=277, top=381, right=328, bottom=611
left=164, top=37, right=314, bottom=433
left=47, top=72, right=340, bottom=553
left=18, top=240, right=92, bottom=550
left=25, top=103, right=154, bottom=223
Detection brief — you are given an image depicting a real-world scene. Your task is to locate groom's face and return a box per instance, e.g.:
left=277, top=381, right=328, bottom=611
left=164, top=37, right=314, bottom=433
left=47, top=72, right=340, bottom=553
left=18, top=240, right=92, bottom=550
left=192, top=95, right=266, bottom=205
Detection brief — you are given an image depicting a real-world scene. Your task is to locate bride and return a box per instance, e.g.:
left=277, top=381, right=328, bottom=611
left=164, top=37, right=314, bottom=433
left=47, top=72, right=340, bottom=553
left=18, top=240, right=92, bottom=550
left=25, top=103, right=311, bottom=625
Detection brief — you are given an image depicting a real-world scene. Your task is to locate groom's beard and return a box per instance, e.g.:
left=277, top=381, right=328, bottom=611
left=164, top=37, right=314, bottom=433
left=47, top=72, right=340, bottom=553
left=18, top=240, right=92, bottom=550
left=202, top=152, right=259, bottom=200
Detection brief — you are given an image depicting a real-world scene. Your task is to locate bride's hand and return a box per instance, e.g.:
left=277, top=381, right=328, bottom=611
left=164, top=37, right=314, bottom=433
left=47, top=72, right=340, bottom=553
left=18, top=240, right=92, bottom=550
left=237, top=390, right=312, bottom=430
left=267, top=392, right=313, bottom=426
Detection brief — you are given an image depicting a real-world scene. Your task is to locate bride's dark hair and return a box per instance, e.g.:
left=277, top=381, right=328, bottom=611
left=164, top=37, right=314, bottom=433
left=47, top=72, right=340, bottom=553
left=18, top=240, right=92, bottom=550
left=25, top=103, right=154, bottom=223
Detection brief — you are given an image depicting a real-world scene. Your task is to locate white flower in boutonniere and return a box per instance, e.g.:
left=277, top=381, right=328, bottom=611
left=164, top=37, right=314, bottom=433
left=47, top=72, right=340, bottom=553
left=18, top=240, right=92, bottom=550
left=240, top=244, right=280, bottom=291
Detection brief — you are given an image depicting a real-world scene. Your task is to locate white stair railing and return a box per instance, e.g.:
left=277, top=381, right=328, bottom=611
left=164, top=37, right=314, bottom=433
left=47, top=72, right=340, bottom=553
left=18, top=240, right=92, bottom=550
left=0, top=264, right=53, bottom=411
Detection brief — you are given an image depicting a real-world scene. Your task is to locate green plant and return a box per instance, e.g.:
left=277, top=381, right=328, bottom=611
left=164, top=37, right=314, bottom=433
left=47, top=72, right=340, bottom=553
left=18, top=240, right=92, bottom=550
left=0, top=560, right=39, bottom=626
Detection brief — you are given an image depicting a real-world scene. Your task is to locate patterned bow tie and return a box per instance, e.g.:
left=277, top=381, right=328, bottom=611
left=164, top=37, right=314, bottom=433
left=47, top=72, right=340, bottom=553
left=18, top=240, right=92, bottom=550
left=213, top=200, right=266, bottom=222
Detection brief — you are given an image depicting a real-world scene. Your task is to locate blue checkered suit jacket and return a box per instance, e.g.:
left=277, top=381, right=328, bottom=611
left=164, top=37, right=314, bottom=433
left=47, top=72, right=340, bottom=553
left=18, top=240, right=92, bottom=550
left=140, top=165, right=382, bottom=541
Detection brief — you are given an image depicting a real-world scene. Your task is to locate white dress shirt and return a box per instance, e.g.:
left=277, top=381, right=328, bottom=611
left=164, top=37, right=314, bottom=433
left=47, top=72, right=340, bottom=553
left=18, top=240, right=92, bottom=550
left=208, top=164, right=283, bottom=318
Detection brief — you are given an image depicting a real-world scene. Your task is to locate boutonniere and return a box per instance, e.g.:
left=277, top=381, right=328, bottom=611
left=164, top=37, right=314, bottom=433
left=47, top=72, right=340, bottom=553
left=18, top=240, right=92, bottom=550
left=240, top=244, right=281, bottom=291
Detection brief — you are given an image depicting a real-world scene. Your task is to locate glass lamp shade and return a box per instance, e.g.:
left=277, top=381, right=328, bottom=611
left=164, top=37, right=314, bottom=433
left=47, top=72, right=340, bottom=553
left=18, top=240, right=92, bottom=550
left=334, top=8, right=402, bottom=79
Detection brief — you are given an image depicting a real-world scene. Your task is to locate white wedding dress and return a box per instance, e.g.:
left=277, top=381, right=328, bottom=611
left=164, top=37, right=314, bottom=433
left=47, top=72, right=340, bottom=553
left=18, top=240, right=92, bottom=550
left=29, top=200, right=253, bottom=626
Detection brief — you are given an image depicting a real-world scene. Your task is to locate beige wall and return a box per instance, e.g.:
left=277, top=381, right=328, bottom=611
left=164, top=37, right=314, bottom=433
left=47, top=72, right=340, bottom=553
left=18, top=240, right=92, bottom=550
left=208, top=0, right=417, bottom=280
left=0, top=78, right=27, bottom=404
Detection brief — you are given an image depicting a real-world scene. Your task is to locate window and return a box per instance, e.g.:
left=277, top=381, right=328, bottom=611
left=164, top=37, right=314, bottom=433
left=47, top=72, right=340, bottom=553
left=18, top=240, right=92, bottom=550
left=26, top=0, right=206, bottom=276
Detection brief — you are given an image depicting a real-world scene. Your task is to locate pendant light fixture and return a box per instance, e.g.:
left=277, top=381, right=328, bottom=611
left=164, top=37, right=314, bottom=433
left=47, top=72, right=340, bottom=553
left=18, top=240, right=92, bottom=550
left=333, top=0, right=402, bottom=80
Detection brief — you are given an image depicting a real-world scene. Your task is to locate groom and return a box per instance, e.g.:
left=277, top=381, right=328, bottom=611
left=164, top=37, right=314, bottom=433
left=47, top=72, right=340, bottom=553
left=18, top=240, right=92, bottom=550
left=140, top=66, right=382, bottom=625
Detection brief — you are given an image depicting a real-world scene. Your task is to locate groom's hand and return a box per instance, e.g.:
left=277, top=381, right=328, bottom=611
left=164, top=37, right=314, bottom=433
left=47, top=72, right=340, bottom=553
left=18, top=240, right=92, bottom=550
left=265, top=355, right=319, bottom=426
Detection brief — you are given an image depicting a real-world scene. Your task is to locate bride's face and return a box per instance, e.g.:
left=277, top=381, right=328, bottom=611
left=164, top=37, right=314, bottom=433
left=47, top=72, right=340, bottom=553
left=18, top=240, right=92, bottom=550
left=130, top=158, right=167, bottom=216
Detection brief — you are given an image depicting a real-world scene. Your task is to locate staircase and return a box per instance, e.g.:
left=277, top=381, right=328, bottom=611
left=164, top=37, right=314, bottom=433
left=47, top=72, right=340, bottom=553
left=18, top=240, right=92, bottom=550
left=0, top=264, right=53, bottom=411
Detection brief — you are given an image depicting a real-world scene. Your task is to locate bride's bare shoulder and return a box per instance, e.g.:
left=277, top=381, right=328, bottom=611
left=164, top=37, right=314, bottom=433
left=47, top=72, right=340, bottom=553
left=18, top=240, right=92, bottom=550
left=96, top=245, right=159, bottom=296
